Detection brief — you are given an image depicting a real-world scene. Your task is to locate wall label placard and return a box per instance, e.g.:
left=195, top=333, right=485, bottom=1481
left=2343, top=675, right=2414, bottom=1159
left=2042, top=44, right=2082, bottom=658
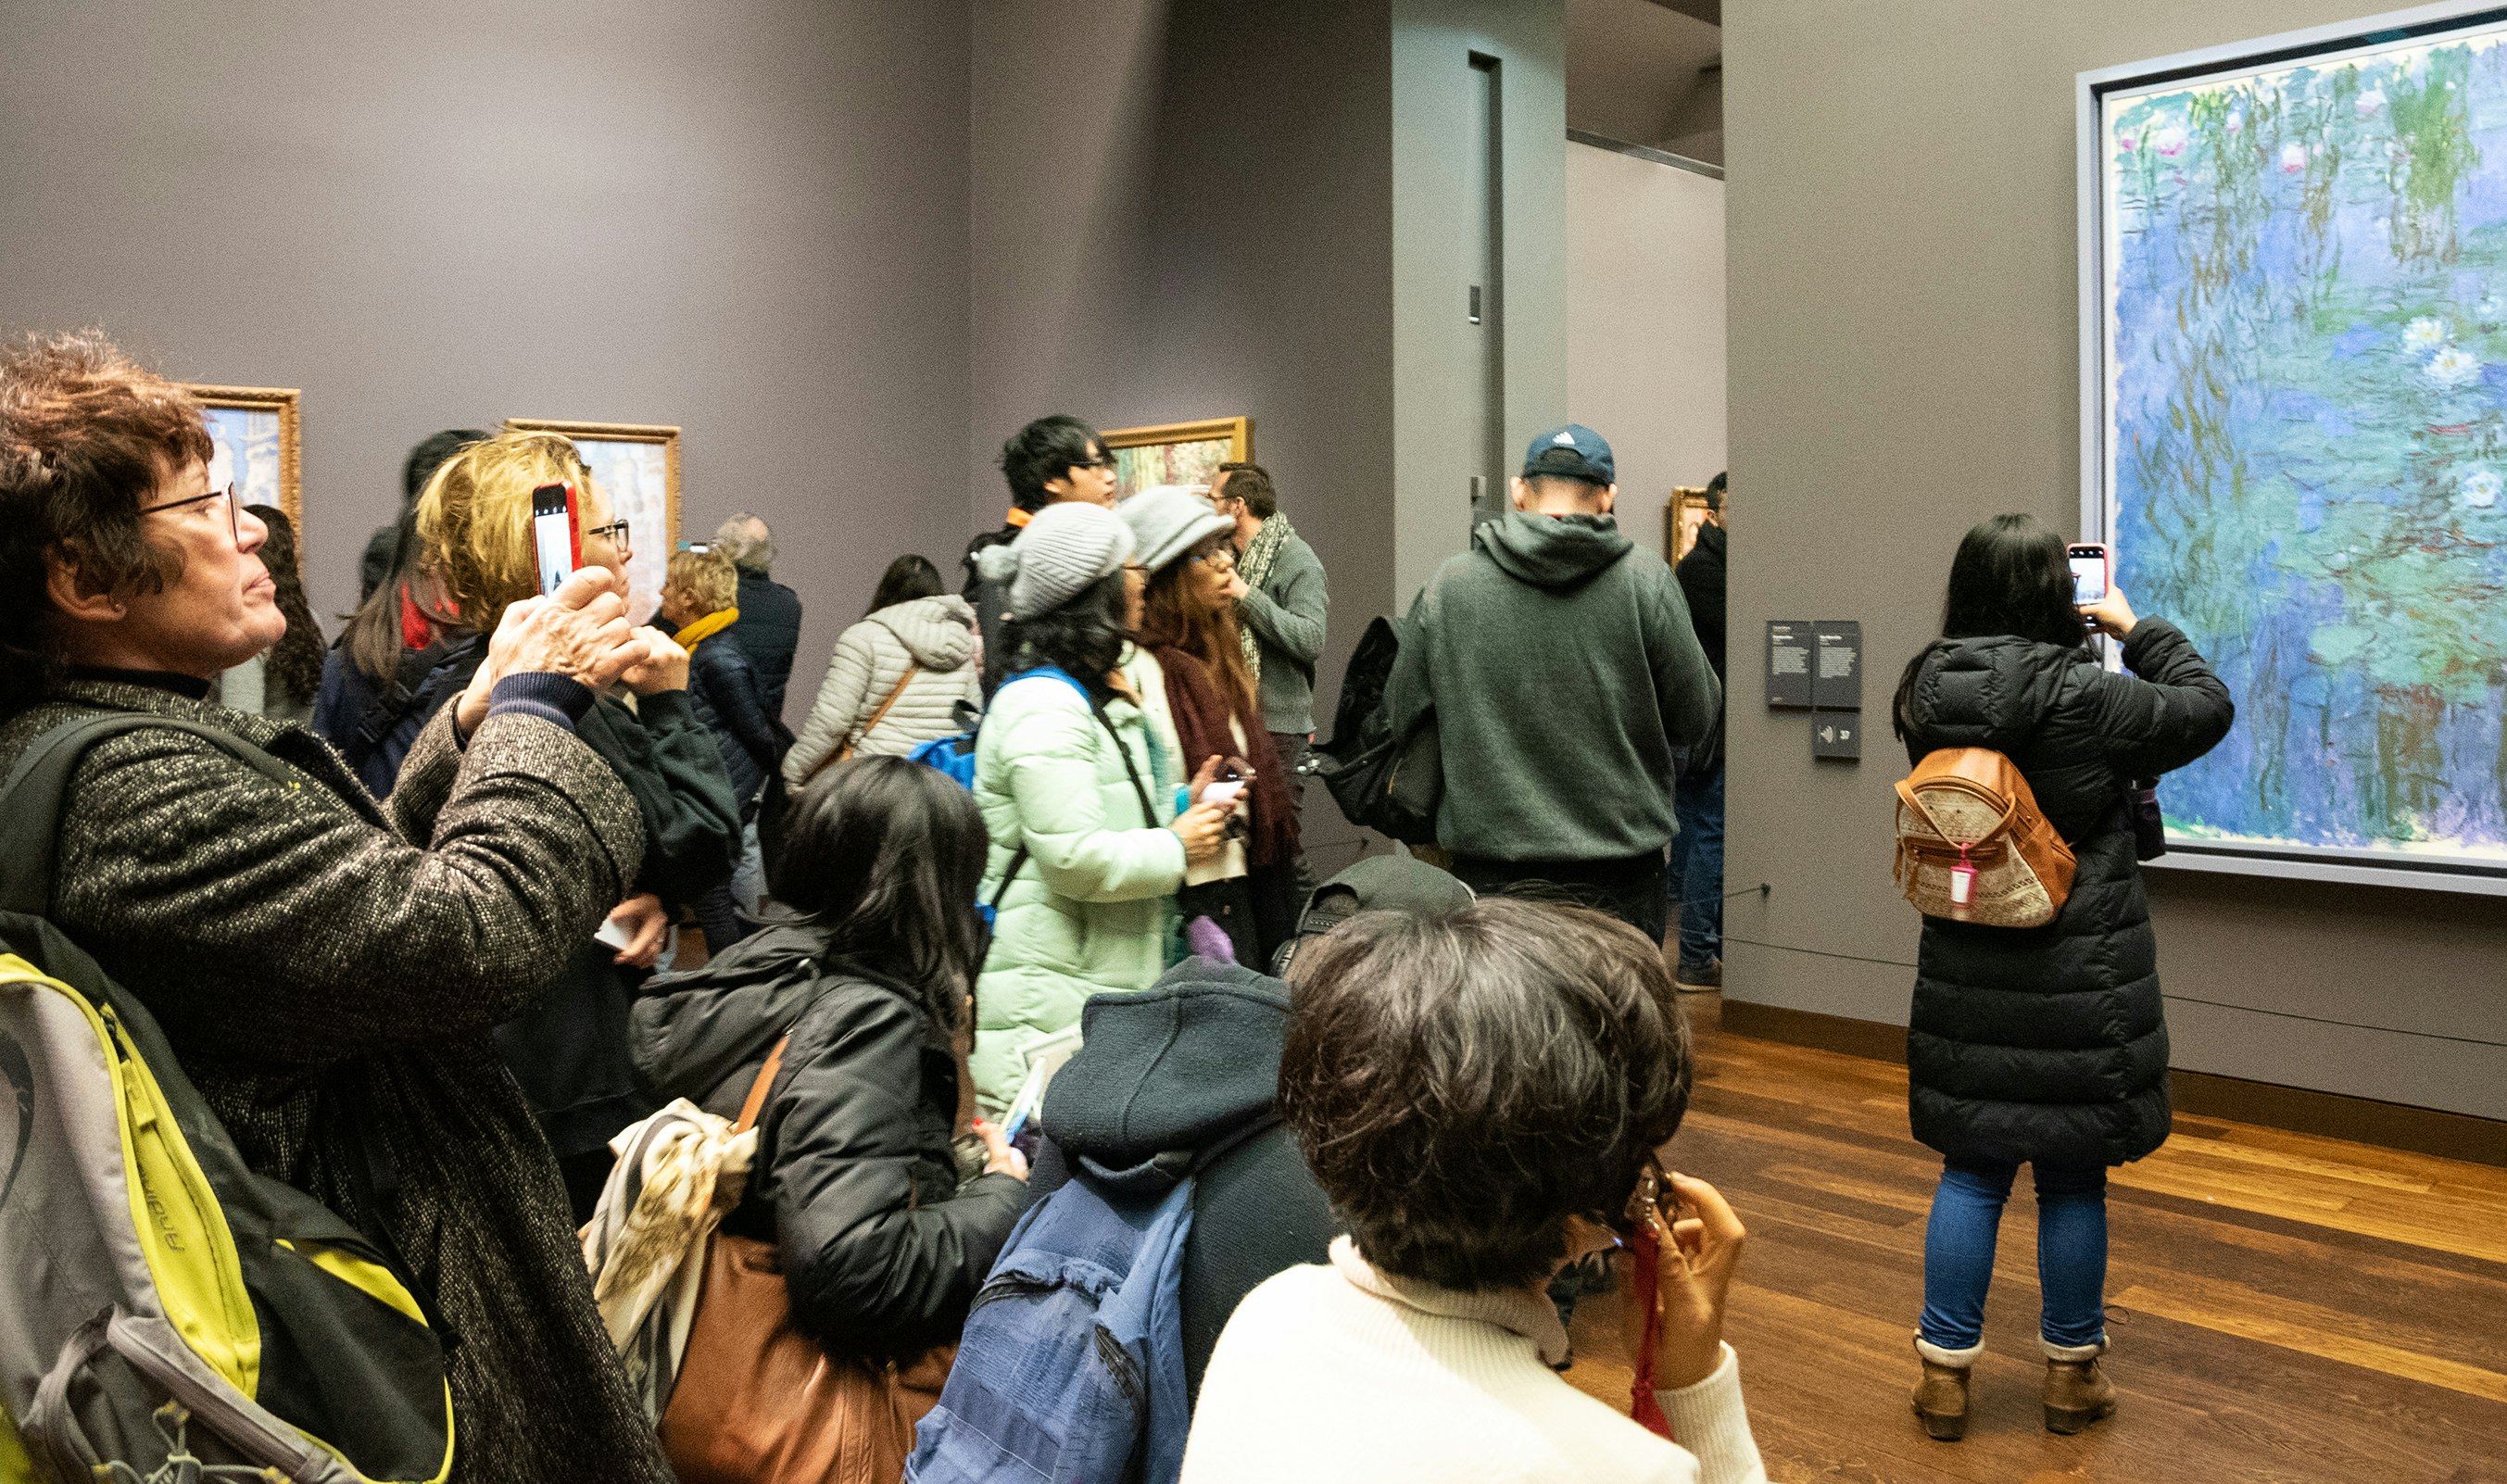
left=1766, top=622, right=1812, bottom=709
left=1812, top=621, right=1863, bottom=711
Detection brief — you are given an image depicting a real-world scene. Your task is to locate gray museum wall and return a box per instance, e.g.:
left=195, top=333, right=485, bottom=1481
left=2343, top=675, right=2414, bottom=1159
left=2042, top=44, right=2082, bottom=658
left=1563, top=140, right=1726, bottom=562
left=969, top=0, right=1401, bottom=874
left=0, top=0, right=974, bottom=726
left=1390, top=0, right=1571, bottom=606
left=1723, top=0, right=2507, bottom=1120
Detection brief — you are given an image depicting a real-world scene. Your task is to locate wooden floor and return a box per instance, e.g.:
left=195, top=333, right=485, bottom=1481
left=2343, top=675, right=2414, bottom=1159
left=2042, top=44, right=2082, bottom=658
left=1558, top=996, right=2507, bottom=1483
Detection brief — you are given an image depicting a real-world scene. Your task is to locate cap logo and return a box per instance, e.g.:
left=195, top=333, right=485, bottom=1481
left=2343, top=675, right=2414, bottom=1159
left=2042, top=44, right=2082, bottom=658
left=1553, top=431, right=1577, bottom=445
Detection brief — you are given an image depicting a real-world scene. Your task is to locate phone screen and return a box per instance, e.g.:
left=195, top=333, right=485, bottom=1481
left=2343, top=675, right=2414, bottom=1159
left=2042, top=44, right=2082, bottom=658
left=532, top=483, right=582, bottom=596
left=2068, top=545, right=2109, bottom=605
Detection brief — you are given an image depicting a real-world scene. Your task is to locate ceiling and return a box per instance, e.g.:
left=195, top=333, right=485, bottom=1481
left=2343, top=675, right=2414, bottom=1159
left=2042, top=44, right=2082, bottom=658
left=1565, top=0, right=1722, bottom=166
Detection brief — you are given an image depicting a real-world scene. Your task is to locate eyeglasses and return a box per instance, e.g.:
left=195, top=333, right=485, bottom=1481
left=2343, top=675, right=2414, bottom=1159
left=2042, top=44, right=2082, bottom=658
left=1080, top=453, right=1119, bottom=472
left=139, top=482, right=240, bottom=547
left=586, top=517, right=632, bottom=554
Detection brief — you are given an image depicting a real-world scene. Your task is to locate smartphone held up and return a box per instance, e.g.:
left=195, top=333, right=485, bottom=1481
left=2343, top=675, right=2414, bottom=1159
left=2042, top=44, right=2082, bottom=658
left=533, top=482, right=584, bottom=596
left=2068, top=543, right=2110, bottom=607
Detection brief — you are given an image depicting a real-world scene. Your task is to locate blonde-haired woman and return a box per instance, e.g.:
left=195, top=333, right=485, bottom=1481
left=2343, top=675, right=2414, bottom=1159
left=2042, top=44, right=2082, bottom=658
left=401, top=431, right=744, bottom=1216
left=661, top=545, right=787, bottom=948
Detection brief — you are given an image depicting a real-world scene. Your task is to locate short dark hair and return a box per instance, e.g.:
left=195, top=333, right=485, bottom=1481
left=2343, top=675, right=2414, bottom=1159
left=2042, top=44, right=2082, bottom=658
left=1216, top=460, right=1277, bottom=520
left=867, top=553, right=945, bottom=617
left=1279, top=899, right=1694, bottom=1291
left=770, top=755, right=992, bottom=1032
left=999, top=415, right=1104, bottom=513
left=0, top=331, right=215, bottom=710
left=995, top=570, right=1127, bottom=698
left=403, top=429, right=489, bottom=508
left=1704, top=471, right=1726, bottom=515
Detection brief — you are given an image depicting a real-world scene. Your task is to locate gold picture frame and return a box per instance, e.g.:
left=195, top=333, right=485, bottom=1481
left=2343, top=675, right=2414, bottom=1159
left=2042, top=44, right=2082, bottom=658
left=504, top=418, right=683, bottom=623
left=1102, top=416, right=1253, bottom=502
left=1666, top=484, right=1712, bottom=566
left=187, top=384, right=303, bottom=536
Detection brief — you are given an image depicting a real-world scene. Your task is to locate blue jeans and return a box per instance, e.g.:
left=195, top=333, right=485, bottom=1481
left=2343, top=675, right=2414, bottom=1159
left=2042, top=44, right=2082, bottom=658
left=1918, top=1158, right=2109, bottom=1351
left=1666, top=759, right=1724, bottom=973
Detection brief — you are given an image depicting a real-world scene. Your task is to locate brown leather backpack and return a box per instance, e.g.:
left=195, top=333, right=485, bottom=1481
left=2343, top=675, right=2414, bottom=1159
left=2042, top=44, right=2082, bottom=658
left=1893, top=748, right=2076, bottom=927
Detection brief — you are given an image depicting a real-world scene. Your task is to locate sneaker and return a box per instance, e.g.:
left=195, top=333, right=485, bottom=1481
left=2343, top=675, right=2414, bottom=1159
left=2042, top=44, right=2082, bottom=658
left=1674, top=958, right=1721, bottom=993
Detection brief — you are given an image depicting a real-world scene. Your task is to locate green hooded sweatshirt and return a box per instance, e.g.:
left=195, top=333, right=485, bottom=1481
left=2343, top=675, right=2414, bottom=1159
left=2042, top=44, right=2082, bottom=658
left=1385, top=509, right=1720, bottom=861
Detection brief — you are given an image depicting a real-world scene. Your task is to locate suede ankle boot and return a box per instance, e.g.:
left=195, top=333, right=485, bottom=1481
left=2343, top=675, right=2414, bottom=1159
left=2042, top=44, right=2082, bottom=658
left=2041, top=1338, right=2116, bottom=1434
left=1911, top=1337, right=1980, bottom=1440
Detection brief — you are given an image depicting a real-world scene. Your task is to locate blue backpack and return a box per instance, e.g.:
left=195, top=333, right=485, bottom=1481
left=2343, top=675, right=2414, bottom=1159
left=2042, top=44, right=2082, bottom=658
left=906, top=1166, right=1198, bottom=1484
left=908, top=667, right=1090, bottom=791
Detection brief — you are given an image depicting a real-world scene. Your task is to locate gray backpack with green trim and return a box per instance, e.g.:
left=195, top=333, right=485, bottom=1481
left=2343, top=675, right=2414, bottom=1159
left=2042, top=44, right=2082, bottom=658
left=0, top=713, right=456, bottom=1484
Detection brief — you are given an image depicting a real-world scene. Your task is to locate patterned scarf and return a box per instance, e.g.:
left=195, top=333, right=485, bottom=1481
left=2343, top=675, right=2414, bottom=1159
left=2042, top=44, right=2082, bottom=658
left=1235, top=512, right=1294, bottom=682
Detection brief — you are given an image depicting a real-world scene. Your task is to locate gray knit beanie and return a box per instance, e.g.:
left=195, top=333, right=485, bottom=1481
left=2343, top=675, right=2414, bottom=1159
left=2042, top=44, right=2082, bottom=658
left=976, top=501, right=1137, bottom=620
left=1116, top=484, right=1236, bottom=573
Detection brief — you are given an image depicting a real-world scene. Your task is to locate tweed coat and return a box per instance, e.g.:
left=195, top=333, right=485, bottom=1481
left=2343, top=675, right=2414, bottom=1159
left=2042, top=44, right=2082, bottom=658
left=0, top=678, right=676, bottom=1484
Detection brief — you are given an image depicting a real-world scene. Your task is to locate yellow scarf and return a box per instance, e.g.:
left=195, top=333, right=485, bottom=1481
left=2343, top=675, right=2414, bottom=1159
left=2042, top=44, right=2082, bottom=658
left=676, top=607, right=738, bottom=648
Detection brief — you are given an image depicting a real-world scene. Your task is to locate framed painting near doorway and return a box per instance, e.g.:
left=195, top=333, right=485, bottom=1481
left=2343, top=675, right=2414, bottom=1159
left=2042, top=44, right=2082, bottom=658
left=187, top=384, right=302, bottom=535
left=1665, top=484, right=1712, bottom=565
left=1102, top=416, right=1253, bottom=502
left=504, top=417, right=681, bottom=624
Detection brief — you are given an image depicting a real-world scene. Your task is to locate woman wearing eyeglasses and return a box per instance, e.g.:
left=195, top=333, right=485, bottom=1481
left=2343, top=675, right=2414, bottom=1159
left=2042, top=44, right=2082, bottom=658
left=0, top=333, right=681, bottom=1481
left=397, top=432, right=743, bottom=1222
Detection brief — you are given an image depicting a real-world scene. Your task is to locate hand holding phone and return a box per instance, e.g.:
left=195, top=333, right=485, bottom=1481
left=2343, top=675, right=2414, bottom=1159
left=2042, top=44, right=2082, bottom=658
left=1626, top=1168, right=1747, bottom=1392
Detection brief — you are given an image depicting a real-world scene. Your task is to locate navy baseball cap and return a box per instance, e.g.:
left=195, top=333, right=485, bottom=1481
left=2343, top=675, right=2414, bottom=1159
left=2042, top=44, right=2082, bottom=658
left=1521, top=423, right=1615, bottom=484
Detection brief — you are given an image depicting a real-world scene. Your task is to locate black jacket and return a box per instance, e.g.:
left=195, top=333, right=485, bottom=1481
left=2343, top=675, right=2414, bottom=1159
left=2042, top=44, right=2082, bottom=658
left=1030, top=957, right=1336, bottom=1399
left=1676, top=522, right=1727, bottom=685
left=963, top=522, right=1022, bottom=696
left=730, top=569, right=804, bottom=719
left=1896, top=620, right=2232, bottom=1168
left=387, top=635, right=742, bottom=1157
left=632, top=922, right=1028, bottom=1359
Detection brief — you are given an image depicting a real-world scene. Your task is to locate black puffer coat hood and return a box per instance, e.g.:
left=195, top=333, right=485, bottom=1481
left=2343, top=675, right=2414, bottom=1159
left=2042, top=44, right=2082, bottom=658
left=1897, top=620, right=2232, bottom=1168
left=632, top=921, right=1027, bottom=1360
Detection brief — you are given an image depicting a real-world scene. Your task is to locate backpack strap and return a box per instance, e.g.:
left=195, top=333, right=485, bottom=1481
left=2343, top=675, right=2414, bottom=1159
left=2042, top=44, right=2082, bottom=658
left=735, top=1036, right=792, bottom=1135
left=0, top=712, right=296, bottom=917
left=987, top=670, right=1164, bottom=914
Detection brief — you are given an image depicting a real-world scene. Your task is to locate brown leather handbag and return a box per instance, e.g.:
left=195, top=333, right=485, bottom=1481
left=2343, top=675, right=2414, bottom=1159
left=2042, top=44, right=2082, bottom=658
left=658, top=1038, right=955, bottom=1484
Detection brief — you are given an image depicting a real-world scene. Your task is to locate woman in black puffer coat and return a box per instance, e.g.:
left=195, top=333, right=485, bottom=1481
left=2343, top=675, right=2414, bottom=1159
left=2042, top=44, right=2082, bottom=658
left=1891, top=513, right=2230, bottom=1443
left=633, top=757, right=1029, bottom=1392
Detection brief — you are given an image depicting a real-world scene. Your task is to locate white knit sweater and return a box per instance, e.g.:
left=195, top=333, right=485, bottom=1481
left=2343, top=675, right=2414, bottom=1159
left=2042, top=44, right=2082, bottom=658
left=1179, top=1237, right=1768, bottom=1484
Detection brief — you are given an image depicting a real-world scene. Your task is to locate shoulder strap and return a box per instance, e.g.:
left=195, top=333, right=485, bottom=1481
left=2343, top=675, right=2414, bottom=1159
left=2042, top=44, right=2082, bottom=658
left=0, top=713, right=296, bottom=917
left=986, top=692, right=1161, bottom=915
left=734, top=1035, right=791, bottom=1135
left=851, top=663, right=921, bottom=746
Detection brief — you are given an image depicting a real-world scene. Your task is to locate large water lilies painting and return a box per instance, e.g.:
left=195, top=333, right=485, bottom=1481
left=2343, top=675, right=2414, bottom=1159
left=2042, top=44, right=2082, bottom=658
left=2090, top=9, right=2507, bottom=885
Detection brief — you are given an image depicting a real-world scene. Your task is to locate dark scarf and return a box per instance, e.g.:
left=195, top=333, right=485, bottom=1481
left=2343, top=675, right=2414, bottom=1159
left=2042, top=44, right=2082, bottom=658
left=1148, top=646, right=1301, bottom=870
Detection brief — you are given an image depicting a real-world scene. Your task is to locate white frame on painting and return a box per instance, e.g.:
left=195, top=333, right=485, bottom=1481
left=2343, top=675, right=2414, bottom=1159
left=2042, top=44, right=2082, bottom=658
left=504, top=418, right=681, bottom=626
left=186, top=384, right=302, bottom=541
left=2078, top=1, right=2507, bottom=896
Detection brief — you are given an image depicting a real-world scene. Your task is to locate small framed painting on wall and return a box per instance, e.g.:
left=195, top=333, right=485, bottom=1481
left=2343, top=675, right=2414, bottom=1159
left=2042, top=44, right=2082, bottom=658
left=504, top=418, right=682, bottom=624
left=186, top=384, right=302, bottom=535
left=1102, top=417, right=1253, bottom=502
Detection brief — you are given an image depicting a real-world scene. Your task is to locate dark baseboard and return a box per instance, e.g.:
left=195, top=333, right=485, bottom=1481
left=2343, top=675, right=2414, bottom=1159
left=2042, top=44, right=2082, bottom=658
left=1717, top=999, right=2507, bottom=1169
left=1720, top=999, right=1909, bottom=1064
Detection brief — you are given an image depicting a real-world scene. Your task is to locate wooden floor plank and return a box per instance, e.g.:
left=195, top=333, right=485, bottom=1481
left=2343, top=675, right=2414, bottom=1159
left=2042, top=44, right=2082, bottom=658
left=1565, top=994, right=2507, bottom=1482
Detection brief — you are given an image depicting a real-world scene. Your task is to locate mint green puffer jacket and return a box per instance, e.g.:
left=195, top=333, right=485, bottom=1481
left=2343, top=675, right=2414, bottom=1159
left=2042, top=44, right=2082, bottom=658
left=971, top=667, right=1184, bottom=1111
